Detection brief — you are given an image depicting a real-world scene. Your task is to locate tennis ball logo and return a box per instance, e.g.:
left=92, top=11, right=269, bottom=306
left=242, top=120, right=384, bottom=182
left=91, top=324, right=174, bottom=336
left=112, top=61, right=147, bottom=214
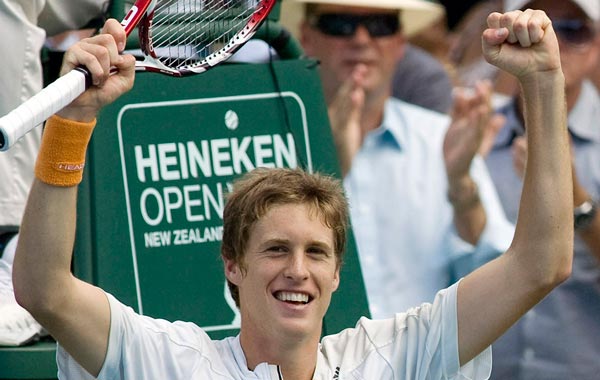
left=224, top=110, right=239, bottom=130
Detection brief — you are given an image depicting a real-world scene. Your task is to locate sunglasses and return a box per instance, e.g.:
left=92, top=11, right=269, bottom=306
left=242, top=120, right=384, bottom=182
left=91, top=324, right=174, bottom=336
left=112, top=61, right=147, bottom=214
left=309, top=13, right=400, bottom=38
left=553, top=19, right=597, bottom=48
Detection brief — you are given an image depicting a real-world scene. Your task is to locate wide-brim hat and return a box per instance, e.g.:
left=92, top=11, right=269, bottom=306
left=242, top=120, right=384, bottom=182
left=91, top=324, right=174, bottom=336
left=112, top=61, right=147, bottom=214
left=504, top=0, right=600, bottom=22
left=279, top=0, right=445, bottom=38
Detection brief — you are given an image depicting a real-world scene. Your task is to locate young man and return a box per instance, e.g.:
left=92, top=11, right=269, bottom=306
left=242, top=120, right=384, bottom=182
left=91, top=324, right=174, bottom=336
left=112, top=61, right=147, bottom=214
left=296, top=0, right=514, bottom=317
left=14, top=9, right=571, bottom=380
left=485, top=0, right=600, bottom=378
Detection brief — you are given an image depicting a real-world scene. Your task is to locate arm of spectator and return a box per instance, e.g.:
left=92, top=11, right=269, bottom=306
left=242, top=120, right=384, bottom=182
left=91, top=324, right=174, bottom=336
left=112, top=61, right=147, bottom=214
left=443, top=82, right=493, bottom=244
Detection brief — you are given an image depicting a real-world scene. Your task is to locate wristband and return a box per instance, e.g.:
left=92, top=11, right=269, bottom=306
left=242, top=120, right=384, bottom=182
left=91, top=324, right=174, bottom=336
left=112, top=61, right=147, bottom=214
left=34, top=115, right=96, bottom=187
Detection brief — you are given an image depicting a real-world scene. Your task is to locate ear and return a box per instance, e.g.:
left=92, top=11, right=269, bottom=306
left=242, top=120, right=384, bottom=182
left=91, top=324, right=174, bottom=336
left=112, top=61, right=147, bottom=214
left=331, top=267, right=341, bottom=292
left=395, top=34, right=407, bottom=61
left=223, top=256, right=243, bottom=286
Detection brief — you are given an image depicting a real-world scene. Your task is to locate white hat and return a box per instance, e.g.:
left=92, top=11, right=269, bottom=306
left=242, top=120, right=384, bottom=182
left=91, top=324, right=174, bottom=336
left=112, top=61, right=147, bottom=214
left=504, top=0, right=600, bottom=22
left=280, top=0, right=445, bottom=38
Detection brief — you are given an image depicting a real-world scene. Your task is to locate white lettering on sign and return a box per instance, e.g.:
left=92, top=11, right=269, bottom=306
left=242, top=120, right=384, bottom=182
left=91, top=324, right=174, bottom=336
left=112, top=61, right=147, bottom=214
left=173, top=226, right=223, bottom=245
left=144, top=230, right=171, bottom=248
left=139, top=183, right=225, bottom=226
left=134, top=133, right=297, bottom=182
left=143, top=226, right=224, bottom=248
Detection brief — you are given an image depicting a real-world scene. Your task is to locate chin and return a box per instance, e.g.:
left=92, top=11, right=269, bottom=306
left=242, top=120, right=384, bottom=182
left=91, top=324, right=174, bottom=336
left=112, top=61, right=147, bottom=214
left=276, top=318, right=321, bottom=339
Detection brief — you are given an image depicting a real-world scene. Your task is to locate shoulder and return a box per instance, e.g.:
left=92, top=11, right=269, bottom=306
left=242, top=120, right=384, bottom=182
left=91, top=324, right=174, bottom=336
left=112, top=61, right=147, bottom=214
left=105, top=294, right=223, bottom=366
left=317, top=284, right=462, bottom=377
left=321, top=283, right=458, bottom=347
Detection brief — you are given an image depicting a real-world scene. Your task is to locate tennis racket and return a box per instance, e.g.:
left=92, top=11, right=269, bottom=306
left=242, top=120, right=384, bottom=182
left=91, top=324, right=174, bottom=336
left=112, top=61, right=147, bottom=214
left=0, top=0, right=276, bottom=151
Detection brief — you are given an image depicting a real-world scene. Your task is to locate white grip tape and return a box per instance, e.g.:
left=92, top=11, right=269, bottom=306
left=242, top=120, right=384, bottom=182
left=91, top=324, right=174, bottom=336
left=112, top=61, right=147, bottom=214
left=0, top=69, right=87, bottom=151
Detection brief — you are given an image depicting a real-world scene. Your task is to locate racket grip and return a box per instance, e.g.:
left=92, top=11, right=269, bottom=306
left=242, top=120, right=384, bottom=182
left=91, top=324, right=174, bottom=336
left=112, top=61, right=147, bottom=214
left=0, top=68, right=90, bottom=151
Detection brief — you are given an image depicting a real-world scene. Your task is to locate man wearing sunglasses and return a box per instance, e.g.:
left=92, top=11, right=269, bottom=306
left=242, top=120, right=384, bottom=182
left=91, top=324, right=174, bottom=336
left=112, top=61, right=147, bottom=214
left=485, top=0, right=600, bottom=379
left=294, top=0, right=515, bottom=319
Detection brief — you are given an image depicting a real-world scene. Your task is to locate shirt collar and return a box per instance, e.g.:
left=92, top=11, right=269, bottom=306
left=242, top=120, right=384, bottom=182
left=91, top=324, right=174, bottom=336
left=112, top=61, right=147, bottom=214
left=231, top=335, right=283, bottom=379
left=370, top=98, right=413, bottom=151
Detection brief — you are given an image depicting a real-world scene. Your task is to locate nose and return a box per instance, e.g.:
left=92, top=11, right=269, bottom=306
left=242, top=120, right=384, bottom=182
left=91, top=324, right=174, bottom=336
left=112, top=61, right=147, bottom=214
left=283, top=251, right=310, bottom=281
left=352, top=24, right=373, bottom=43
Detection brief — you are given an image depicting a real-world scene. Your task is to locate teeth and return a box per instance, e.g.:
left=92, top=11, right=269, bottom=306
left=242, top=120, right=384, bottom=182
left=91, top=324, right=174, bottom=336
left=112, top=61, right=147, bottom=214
left=276, top=291, right=309, bottom=303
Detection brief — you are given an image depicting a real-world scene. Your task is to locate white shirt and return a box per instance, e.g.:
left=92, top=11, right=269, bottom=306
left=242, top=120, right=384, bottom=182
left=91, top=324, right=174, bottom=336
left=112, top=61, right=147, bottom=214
left=0, top=0, right=104, bottom=227
left=57, top=282, right=492, bottom=379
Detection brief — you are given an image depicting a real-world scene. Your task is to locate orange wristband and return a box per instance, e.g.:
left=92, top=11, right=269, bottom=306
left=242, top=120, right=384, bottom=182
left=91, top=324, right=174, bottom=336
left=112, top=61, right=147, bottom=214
left=34, top=115, right=96, bottom=187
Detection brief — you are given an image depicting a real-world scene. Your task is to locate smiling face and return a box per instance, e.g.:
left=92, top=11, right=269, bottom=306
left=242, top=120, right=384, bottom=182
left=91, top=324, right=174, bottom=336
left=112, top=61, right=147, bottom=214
left=224, top=202, right=340, bottom=343
left=300, top=5, right=405, bottom=103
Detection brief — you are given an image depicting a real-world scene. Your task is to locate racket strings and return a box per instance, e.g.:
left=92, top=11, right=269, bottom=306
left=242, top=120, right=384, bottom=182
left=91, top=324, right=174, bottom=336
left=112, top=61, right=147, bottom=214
left=149, top=0, right=263, bottom=70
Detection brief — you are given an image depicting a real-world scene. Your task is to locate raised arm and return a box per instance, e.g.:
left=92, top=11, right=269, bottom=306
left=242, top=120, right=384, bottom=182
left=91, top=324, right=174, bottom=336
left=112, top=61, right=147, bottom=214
left=456, top=9, right=572, bottom=364
left=12, top=19, right=135, bottom=376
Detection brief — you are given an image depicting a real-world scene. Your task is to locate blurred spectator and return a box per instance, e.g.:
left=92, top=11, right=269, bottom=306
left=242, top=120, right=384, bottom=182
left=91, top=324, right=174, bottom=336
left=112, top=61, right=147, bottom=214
left=0, top=0, right=106, bottom=346
left=408, top=0, right=518, bottom=108
left=280, top=0, right=453, bottom=113
left=447, top=0, right=517, bottom=106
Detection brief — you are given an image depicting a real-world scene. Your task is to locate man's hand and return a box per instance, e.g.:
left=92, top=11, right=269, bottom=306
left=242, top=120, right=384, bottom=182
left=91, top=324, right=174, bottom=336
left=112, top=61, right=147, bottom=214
left=482, top=10, right=561, bottom=80
left=444, top=81, right=493, bottom=187
left=328, top=64, right=367, bottom=176
left=479, top=112, right=505, bottom=158
left=57, top=18, right=135, bottom=122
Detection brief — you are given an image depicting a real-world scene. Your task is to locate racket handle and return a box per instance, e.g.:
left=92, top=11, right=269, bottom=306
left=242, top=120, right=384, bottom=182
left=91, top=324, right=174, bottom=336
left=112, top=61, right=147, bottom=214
left=0, top=68, right=90, bottom=151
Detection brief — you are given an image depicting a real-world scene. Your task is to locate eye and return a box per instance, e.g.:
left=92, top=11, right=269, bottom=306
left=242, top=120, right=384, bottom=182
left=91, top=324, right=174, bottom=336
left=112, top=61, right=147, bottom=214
left=307, top=246, right=330, bottom=257
left=266, top=245, right=288, bottom=253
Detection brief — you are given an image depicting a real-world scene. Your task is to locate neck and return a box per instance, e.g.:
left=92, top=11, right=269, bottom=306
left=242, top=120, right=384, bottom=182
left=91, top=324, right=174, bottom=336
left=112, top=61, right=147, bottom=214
left=240, top=327, right=320, bottom=380
left=360, top=90, right=388, bottom=134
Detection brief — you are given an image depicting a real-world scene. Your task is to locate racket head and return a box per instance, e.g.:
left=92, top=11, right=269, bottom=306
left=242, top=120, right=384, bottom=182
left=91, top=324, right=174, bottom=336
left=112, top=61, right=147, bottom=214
left=131, top=0, right=277, bottom=76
